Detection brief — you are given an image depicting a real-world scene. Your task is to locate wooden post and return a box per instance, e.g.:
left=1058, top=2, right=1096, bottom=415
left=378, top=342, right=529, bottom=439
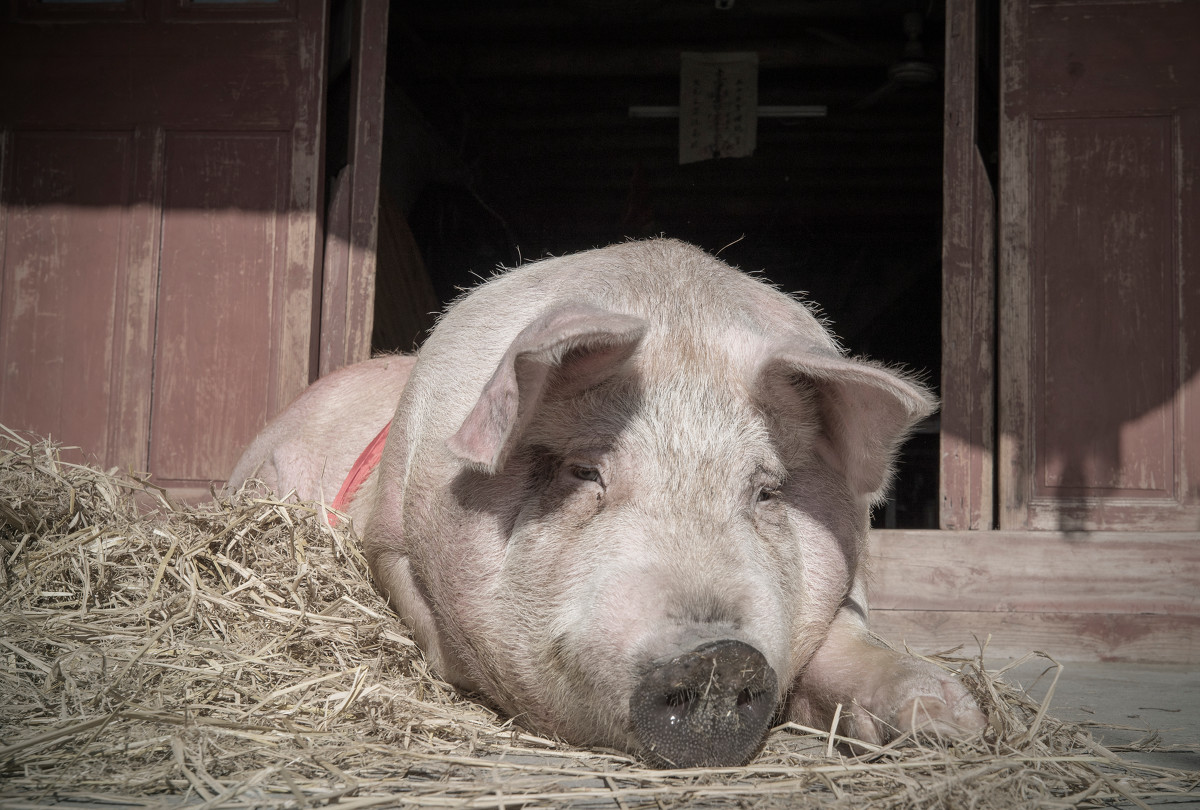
left=320, top=0, right=390, bottom=378
left=940, top=0, right=996, bottom=530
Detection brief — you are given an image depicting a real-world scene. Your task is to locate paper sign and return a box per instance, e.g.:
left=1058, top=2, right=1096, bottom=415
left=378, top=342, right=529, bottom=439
left=679, top=52, right=758, bottom=164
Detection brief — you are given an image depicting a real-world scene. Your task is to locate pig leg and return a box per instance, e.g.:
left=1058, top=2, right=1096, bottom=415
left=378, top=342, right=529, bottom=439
left=788, top=581, right=986, bottom=746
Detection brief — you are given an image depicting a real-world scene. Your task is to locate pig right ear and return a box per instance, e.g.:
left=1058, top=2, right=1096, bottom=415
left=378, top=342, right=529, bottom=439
left=447, top=304, right=648, bottom=474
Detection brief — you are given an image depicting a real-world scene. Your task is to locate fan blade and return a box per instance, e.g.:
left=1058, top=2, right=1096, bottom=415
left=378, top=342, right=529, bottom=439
left=853, top=78, right=899, bottom=110
left=804, top=27, right=890, bottom=66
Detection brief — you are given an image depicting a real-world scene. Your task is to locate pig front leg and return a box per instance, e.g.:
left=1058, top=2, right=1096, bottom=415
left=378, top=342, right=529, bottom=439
left=787, top=583, right=986, bottom=746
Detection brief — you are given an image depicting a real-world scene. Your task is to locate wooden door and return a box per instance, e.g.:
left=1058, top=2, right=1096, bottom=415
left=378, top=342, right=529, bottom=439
left=999, top=1, right=1200, bottom=531
left=0, top=0, right=327, bottom=498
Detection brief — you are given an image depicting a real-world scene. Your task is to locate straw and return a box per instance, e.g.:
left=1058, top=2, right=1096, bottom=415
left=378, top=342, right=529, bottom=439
left=2, top=424, right=1196, bottom=808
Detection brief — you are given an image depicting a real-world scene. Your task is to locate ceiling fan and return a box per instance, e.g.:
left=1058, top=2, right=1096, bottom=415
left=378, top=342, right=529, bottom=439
left=852, top=11, right=939, bottom=110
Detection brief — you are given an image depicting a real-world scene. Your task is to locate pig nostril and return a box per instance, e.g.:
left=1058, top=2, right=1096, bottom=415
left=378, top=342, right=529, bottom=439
left=631, top=639, right=778, bottom=769
left=664, top=689, right=694, bottom=709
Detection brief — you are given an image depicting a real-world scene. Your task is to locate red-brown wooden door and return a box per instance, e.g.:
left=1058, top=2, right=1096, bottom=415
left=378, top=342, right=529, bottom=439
left=0, top=0, right=327, bottom=497
left=998, top=0, right=1200, bottom=531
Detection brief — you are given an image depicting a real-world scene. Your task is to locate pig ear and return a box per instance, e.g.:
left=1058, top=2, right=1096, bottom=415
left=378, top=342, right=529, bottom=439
left=764, top=343, right=937, bottom=501
left=448, top=304, right=648, bottom=474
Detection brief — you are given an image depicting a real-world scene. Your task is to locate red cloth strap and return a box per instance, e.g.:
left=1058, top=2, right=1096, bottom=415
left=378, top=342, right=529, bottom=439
left=327, top=422, right=390, bottom=526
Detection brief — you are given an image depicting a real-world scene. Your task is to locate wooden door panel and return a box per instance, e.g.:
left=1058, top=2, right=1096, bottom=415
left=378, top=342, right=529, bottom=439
left=0, top=131, right=131, bottom=462
left=150, top=132, right=286, bottom=483
left=1025, top=3, right=1198, bottom=114
left=1033, top=117, right=1175, bottom=498
left=1000, top=1, right=1200, bottom=530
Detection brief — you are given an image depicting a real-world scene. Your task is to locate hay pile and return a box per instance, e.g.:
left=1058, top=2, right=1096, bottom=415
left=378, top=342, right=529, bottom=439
left=1, top=425, right=1196, bottom=809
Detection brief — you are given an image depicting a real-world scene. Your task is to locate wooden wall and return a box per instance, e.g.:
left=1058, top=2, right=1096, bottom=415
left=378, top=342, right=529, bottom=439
left=870, top=530, right=1200, bottom=664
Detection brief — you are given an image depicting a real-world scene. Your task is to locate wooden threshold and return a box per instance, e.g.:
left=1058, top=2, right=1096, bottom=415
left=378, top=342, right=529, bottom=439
left=867, top=530, right=1200, bottom=665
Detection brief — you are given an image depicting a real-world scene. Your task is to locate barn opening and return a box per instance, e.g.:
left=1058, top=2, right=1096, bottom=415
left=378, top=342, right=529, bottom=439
left=364, top=1, right=950, bottom=528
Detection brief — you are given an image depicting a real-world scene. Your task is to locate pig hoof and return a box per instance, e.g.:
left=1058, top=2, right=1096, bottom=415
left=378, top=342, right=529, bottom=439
left=893, top=683, right=988, bottom=740
left=868, top=666, right=987, bottom=744
left=630, top=639, right=778, bottom=768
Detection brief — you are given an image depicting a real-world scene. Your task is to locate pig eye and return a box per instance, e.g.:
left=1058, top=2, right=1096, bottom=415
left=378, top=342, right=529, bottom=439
left=757, top=487, right=779, bottom=503
left=570, top=465, right=603, bottom=485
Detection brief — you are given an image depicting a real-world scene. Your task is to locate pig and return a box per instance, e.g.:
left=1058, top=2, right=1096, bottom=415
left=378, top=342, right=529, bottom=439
left=229, top=238, right=986, bottom=768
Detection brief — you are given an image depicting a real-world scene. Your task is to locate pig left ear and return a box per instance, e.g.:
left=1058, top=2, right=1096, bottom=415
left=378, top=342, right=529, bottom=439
left=448, top=303, right=648, bottom=474
left=764, top=343, right=937, bottom=501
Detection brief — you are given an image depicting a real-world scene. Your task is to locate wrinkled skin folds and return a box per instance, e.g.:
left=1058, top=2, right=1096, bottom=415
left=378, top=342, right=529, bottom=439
left=229, top=239, right=986, bottom=766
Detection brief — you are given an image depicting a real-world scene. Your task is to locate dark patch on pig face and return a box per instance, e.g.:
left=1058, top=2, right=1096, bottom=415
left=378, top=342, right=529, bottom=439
left=446, top=443, right=564, bottom=551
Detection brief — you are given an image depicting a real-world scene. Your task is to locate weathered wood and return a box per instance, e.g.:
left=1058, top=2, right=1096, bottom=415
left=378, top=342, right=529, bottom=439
left=869, top=530, right=1200, bottom=615
left=321, top=167, right=354, bottom=378
left=968, top=153, right=996, bottom=520
left=108, top=130, right=163, bottom=478
left=0, top=1, right=329, bottom=490
left=998, top=0, right=1031, bottom=529
left=345, top=0, right=389, bottom=371
left=0, top=133, right=131, bottom=465
left=150, top=132, right=286, bottom=483
left=998, top=0, right=1200, bottom=530
left=867, top=529, right=1200, bottom=664
left=871, top=609, right=1200, bottom=665
left=319, top=0, right=389, bottom=377
left=939, top=0, right=995, bottom=530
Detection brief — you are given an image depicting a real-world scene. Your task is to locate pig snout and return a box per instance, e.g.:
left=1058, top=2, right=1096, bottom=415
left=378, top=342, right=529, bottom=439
left=630, top=639, right=779, bottom=768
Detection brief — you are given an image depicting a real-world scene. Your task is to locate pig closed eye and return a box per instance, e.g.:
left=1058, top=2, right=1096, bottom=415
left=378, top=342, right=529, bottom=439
left=757, top=487, right=779, bottom=503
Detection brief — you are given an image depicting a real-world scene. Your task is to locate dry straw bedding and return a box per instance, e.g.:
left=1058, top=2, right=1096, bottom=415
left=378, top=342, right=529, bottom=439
left=0, top=424, right=1196, bottom=809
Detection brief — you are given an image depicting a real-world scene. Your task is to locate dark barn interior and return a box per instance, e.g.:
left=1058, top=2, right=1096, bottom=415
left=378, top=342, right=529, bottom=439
left=358, top=0, right=950, bottom=527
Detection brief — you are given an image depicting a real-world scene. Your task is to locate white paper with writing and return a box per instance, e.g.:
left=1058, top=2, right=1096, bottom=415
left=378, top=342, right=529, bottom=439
left=679, top=52, right=758, bottom=164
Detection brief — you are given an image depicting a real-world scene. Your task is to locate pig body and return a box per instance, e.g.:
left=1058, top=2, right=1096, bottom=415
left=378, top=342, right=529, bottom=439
left=228, top=354, right=414, bottom=508
left=229, top=239, right=984, bottom=766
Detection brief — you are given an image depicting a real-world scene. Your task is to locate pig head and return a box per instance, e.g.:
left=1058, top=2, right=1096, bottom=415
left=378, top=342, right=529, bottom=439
left=231, top=238, right=984, bottom=767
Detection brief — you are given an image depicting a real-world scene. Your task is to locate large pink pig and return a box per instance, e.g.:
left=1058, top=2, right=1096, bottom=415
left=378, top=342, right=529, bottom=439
left=229, top=238, right=985, bottom=767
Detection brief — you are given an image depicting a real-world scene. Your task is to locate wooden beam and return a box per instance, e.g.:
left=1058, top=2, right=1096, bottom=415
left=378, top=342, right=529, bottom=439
left=479, top=132, right=944, bottom=168
left=872, top=609, right=1200, bottom=665
left=405, top=2, right=920, bottom=37
left=404, top=42, right=892, bottom=80
left=867, top=529, right=1200, bottom=664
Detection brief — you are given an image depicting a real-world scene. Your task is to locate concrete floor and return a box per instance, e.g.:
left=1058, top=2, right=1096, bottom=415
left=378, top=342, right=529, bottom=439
left=996, top=658, right=1200, bottom=787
